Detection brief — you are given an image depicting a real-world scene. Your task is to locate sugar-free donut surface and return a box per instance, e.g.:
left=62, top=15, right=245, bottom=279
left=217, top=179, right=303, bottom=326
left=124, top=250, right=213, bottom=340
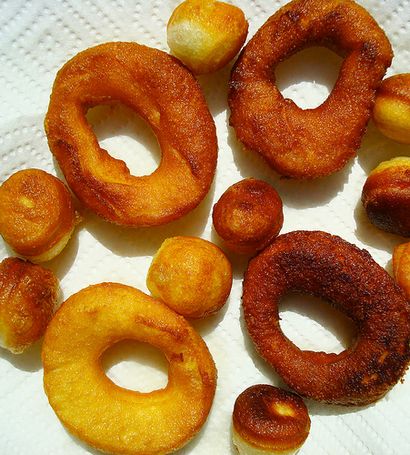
left=373, top=73, right=410, bottom=144
left=147, top=236, right=232, bottom=319
left=0, top=257, right=58, bottom=354
left=42, top=283, right=217, bottom=455
left=232, top=385, right=310, bottom=455
left=45, top=42, right=217, bottom=226
left=0, top=169, right=78, bottom=263
left=243, top=231, right=410, bottom=405
left=229, top=0, right=392, bottom=179
left=212, top=178, right=283, bottom=254
left=362, top=157, right=410, bottom=237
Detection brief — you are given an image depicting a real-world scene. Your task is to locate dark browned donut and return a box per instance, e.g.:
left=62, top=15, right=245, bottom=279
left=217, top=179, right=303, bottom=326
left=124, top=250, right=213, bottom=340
left=229, top=0, right=392, bottom=179
left=243, top=231, right=410, bottom=405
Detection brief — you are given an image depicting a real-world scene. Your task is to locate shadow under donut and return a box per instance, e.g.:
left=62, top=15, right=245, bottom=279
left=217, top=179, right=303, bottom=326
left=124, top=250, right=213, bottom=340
left=228, top=123, right=354, bottom=210
left=354, top=198, right=406, bottom=255
left=357, top=121, right=410, bottom=175
left=82, top=178, right=215, bottom=258
left=0, top=340, right=43, bottom=372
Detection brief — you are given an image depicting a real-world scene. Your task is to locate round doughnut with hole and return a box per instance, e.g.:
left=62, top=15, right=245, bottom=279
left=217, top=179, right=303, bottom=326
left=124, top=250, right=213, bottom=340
left=229, top=0, right=392, bottom=179
left=45, top=42, right=217, bottom=226
left=243, top=230, right=410, bottom=405
left=42, top=283, right=217, bottom=454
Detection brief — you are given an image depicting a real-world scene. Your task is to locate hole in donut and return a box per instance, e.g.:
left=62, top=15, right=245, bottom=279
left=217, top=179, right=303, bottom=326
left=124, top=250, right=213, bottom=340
left=279, top=292, right=356, bottom=354
left=275, top=47, right=343, bottom=110
left=87, top=104, right=161, bottom=177
left=101, top=340, right=169, bottom=392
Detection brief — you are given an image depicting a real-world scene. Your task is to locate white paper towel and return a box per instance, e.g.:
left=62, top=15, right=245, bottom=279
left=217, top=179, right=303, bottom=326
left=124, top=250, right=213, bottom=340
left=1, top=0, right=410, bottom=454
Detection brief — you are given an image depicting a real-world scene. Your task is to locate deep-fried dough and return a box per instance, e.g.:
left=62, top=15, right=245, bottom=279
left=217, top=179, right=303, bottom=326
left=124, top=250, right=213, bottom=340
left=42, top=283, right=217, bottom=455
left=243, top=231, right=410, bottom=405
left=167, top=0, right=248, bottom=74
left=232, top=385, right=310, bottom=455
left=393, top=242, right=410, bottom=301
left=0, top=169, right=79, bottom=263
left=212, top=178, right=283, bottom=254
left=229, top=0, right=392, bottom=179
left=0, top=257, right=58, bottom=353
left=147, top=236, right=232, bottom=318
left=45, top=42, right=217, bottom=226
left=362, top=157, right=410, bottom=237
left=373, top=74, right=410, bottom=144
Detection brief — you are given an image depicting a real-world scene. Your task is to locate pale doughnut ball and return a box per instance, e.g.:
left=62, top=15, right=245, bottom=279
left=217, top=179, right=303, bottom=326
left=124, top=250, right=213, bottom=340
left=147, top=236, right=232, bottom=318
left=167, top=0, right=248, bottom=74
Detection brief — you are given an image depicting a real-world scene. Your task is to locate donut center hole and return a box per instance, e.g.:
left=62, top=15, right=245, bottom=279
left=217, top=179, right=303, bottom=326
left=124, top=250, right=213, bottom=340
left=279, top=292, right=356, bottom=354
left=275, top=47, right=343, bottom=110
left=102, top=340, right=169, bottom=392
left=87, top=104, right=161, bottom=177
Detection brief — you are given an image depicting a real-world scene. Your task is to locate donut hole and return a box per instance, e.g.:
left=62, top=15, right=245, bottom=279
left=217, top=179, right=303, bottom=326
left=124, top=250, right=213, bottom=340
left=101, top=339, right=169, bottom=392
left=275, top=47, right=343, bottom=110
left=86, top=104, right=161, bottom=177
left=279, top=292, right=356, bottom=354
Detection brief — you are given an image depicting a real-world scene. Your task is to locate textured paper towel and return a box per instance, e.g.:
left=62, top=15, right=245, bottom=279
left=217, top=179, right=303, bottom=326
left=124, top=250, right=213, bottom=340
left=1, top=0, right=410, bottom=454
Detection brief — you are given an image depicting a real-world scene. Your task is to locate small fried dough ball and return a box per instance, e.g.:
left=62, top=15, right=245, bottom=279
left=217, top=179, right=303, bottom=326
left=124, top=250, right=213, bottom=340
left=373, top=74, right=410, bottom=144
left=147, top=236, right=232, bottom=319
left=0, top=257, right=58, bottom=353
left=167, top=0, right=248, bottom=74
left=361, top=157, right=410, bottom=237
left=0, top=169, right=80, bottom=263
left=232, top=385, right=311, bottom=455
left=212, top=179, right=283, bottom=254
left=393, top=242, right=410, bottom=300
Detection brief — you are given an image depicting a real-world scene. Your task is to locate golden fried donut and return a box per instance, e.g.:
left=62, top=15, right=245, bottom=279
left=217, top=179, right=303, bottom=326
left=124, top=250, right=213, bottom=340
left=232, top=385, right=310, bottom=455
left=229, top=0, right=393, bottom=179
left=393, top=242, right=410, bottom=301
left=45, top=42, right=217, bottom=227
left=243, top=231, right=410, bottom=405
left=167, top=0, right=248, bottom=74
left=0, top=169, right=80, bottom=263
left=373, top=74, right=410, bottom=144
left=0, top=257, right=58, bottom=354
left=212, top=178, right=283, bottom=254
left=362, top=157, right=410, bottom=237
left=42, top=283, right=216, bottom=455
left=147, top=236, right=232, bottom=318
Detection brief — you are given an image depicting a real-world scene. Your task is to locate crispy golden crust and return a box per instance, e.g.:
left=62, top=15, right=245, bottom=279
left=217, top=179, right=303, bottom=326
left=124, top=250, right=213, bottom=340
left=212, top=179, right=283, bottom=254
left=147, top=236, right=232, bottom=319
left=0, top=169, right=79, bottom=262
left=362, top=157, right=410, bottom=237
left=393, top=242, right=410, bottom=301
left=0, top=258, right=58, bottom=353
left=232, top=385, right=310, bottom=453
left=167, top=0, right=248, bottom=74
left=229, top=0, right=392, bottom=179
left=42, top=283, right=217, bottom=455
left=243, top=231, right=410, bottom=405
left=45, top=42, right=217, bottom=227
left=373, top=74, right=410, bottom=144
